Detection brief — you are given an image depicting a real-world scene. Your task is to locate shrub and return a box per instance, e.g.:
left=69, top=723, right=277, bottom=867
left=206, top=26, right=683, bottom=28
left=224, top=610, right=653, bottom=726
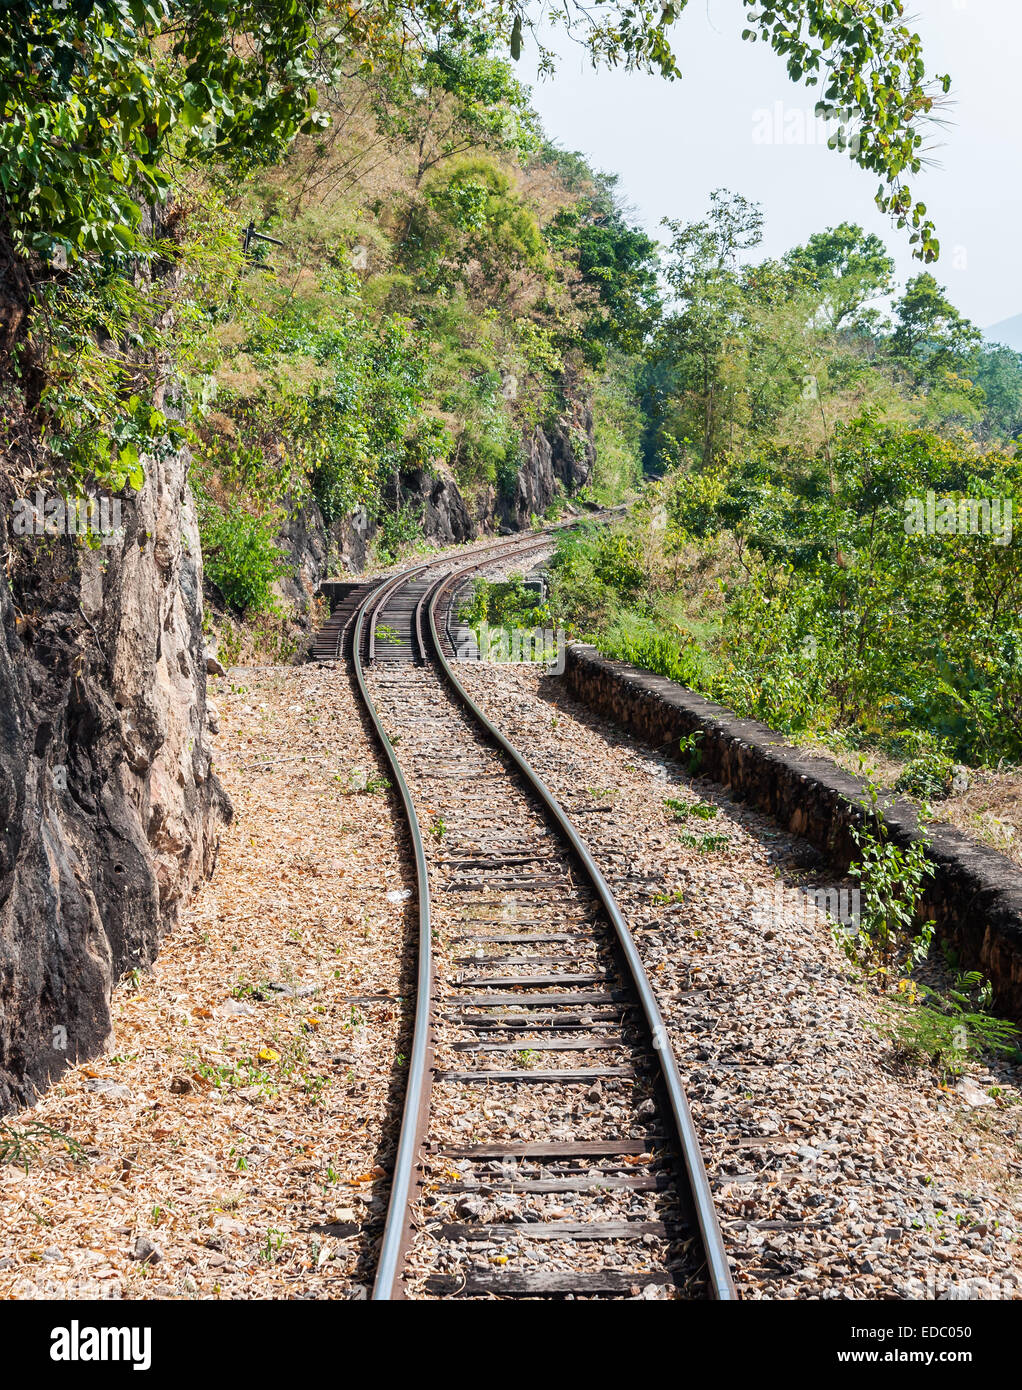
left=845, top=775, right=936, bottom=977
left=894, top=746, right=957, bottom=800
left=198, top=498, right=290, bottom=614
left=880, top=974, right=1020, bottom=1081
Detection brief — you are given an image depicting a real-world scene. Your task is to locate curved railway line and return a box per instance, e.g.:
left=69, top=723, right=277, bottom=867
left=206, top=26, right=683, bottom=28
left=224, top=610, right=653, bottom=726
left=321, top=525, right=736, bottom=1301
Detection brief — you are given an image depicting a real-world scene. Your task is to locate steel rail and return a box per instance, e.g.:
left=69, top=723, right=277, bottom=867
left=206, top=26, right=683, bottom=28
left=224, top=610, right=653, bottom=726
left=367, top=529, right=562, bottom=662
left=426, top=557, right=738, bottom=1301
left=350, top=512, right=635, bottom=1299
left=353, top=575, right=435, bottom=1302
left=358, top=528, right=575, bottom=1299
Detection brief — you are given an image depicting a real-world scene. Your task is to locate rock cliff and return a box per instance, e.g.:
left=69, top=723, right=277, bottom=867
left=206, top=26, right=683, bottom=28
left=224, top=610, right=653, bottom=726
left=269, top=405, right=595, bottom=631
left=0, top=435, right=228, bottom=1111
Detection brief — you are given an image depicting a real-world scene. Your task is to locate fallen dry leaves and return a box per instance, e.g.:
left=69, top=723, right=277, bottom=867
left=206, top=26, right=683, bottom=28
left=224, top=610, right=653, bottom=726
left=0, top=662, right=414, bottom=1300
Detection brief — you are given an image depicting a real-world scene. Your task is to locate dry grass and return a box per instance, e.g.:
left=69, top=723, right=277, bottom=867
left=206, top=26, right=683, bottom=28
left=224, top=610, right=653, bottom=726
left=940, top=771, right=1022, bottom=867
left=796, top=738, right=1022, bottom=868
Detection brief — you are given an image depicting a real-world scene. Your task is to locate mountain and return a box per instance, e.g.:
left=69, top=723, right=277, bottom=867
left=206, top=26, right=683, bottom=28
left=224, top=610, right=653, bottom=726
left=984, top=313, right=1022, bottom=351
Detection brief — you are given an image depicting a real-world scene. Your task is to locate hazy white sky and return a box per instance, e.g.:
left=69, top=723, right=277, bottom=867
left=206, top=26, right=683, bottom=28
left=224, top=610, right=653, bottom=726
left=523, top=0, right=1021, bottom=328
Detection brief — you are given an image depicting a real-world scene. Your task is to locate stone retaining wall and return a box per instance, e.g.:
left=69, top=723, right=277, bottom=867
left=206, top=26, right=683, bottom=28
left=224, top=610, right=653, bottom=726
left=563, top=643, right=1022, bottom=1021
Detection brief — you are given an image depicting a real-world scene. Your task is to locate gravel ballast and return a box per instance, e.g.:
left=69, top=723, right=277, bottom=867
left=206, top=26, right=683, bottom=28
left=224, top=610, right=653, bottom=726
left=456, top=661, right=1022, bottom=1300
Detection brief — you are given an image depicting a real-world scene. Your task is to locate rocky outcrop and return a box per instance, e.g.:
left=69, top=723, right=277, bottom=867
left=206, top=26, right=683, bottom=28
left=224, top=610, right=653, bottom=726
left=498, top=410, right=595, bottom=531
left=0, top=439, right=228, bottom=1112
left=399, top=466, right=474, bottom=544
left=271, top=406, right=595, bottom=626
left=276, top=498, right=377, bottom=625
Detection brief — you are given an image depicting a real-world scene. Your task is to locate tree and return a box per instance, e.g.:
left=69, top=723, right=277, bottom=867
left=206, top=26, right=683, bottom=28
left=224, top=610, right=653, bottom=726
left=655, top=190, right=764, bottom=465
left=375, top=38, right=538, bottom=190
left=0, top=1, right=327, bottom=263
left=545, top=166, right=660, bottom=363
left=2, top=0, right=950, bottom=277
left=974, top=346, right=1022, bottom=443
left=362, top=0, right=948, bottom=258
left=404, top=156, right=547, bottom=300
left=891, top=273, right=982, bottom=383
left=783, top=223, right=894, bottom=332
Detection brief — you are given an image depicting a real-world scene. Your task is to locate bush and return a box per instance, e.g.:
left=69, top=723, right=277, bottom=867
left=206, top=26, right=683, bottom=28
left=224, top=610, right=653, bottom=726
left=548, top=420, right=1022, bottom=768
left=880, top=974, right=1020, bottom=1081
left=374, top=505, right=425, bottom=563
left=600, top=613, right=705, bottom=688
left=894, top=746, right=956, bottom=800
left=198, top=498, right=291, bottom=614
left=460, top=575, right=545, bottom=629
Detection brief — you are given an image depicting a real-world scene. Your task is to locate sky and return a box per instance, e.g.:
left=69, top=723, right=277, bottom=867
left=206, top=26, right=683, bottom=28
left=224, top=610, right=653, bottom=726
left=521, top=0, right=1021, bottom=333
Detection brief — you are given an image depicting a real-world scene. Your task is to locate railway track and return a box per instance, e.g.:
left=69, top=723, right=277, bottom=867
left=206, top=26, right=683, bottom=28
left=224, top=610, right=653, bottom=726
left=328, top=526, right=735, bottom=1300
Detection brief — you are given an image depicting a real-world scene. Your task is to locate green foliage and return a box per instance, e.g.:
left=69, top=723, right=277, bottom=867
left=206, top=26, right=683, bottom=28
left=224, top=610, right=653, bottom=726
left=0, top=1120, right=86, bottom=1169
left=895, top=744, right=957, bottom=801
left=197, top=496, right=290, bottom=614
left=374, top=36, right=539, bottom=182
left=25, top=188, right=244, bottom=496
left=665, top=797, right=717, bottom=821
left=734, top=0, right=948, bottom=259
left=0, top=0, right=971, bottom=687
left=599, top=614, right=705, bottom=689
left=544, top=184, right=1022, bottom=778
left=653, top=190, right=765, bottom=466
left=881, top=975, right=1020, bottom=1081
left=892, top=273, right=983, bottom=384
left=463, top=1, right=950, bottom=256
left=782, top=222, right=893, bottom=332
left=460, top=574, right=544, bottom=628
left=0, top=1, right=323, bottom=261
left=545, top=165, right=661, bottom=363
left=602, top=418, right=1022, bottom=766
left=845, top=775, right=936, bottom=976
left=407, top=156, right=547, bottom=296
left=191, top=249, right=437, bottom=557
left=974, top=345, right=1022, bottom=443
left=678, top=829, right=730, bottom=852
left=588, top=355, right=646, bottom=502
left=35, top=266, right=180, bottom=490
left=375, top=507, right=425, bottom=563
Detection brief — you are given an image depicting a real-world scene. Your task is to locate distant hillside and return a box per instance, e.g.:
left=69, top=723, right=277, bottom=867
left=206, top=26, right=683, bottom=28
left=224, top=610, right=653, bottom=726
left=985, top=313, right=1022, bottom=351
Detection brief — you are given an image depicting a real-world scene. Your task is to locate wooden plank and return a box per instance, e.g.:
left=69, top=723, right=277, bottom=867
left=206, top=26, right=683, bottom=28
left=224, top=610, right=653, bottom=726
left=452, top=919, right=594, bottom=928
left=423, top=1269, right=675, bottom=1296
left=451, top=917, right=593, bottom=926
left=451, top=933, right=580, bottom=944
left=439, top=850, right=558, bottom=861
left=446, top=1010, right=626, bottom=1026
left=452, top=992, right=627, bottom=1007
left=434, top=1140, right=665, bottom=1159
left=451, top=1037, right=627, bottom=1052
left=434, top=1176, right=667, bottom=1194
left=447, top=893, right=589, bottom=905
left=448, top=1020, right=625, bottom=1034
left=436, top=1066, right=636, bottom=1083
left=453, top=954, right=593, bottom=968
left=454, top=974, right=607, bottom=988
left=438, top=1220, right=668, bottom=1242
left=445, top=879, right=572, bottom=892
